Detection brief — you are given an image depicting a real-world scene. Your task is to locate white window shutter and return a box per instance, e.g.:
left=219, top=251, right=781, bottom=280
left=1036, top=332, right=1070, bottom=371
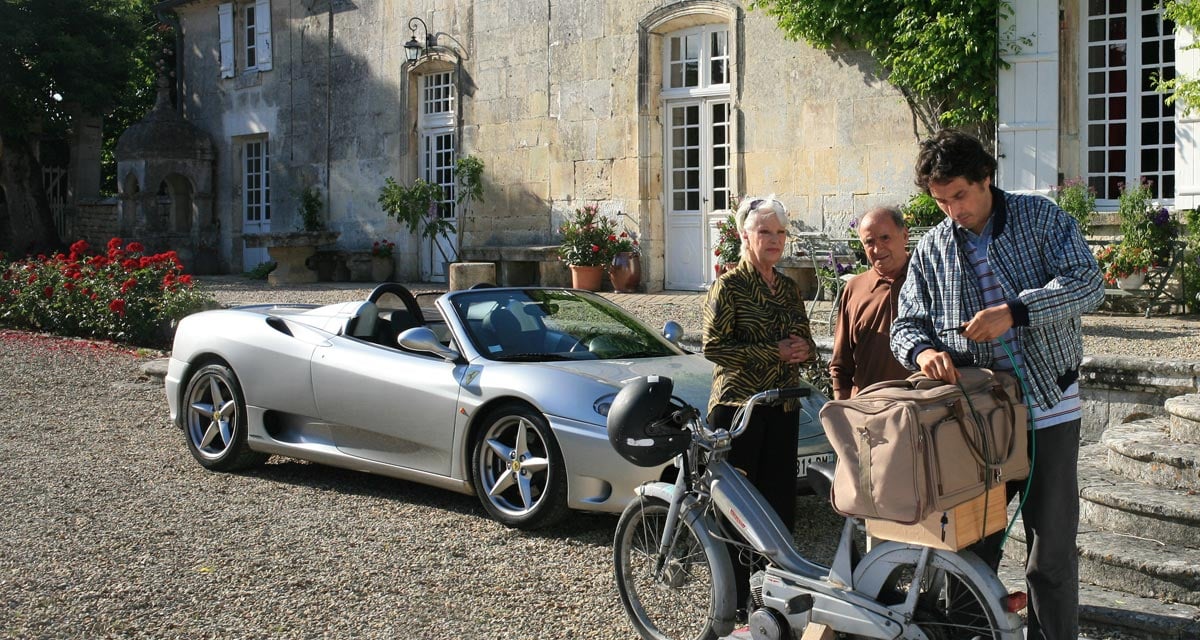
left=218, top=3, right=234, bottom=78
left=1175, top=25, right=1200, bottom=210
left=255, top=0, right=272, bottom=71
left=995, top=0, right=1058, bottom=194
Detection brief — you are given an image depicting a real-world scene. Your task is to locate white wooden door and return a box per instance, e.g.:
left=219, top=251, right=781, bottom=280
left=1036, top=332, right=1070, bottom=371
left=664, top=98, right=731, bottom=290
left=420, top=130, right=457, bottom=282
left=242, top=139, right=271, bottom=270
left=996, top=0, right=1058, bottom=194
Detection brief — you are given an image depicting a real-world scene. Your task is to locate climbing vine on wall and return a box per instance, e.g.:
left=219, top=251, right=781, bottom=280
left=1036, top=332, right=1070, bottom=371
left=749, top=0, right=1023, bottom=135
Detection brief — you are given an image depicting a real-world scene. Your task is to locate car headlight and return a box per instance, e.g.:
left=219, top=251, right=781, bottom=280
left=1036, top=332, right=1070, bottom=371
left=594, top=392, right=618, bottom=417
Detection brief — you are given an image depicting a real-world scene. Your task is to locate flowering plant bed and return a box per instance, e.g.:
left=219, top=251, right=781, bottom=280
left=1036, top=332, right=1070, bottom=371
left=0, top=238, right=214, bottom=347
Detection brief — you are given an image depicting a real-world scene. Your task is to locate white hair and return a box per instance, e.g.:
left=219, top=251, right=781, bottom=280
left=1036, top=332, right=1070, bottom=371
left=735, top=194, right=789, bottom=258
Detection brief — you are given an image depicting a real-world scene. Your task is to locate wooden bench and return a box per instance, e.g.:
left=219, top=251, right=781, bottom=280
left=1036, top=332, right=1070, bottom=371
left=459, top=245, right=568, bottom=287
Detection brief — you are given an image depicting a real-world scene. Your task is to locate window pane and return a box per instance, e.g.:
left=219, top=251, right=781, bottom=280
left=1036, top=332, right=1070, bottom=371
left=687, top=192, right=699, bottom=210
left=1088, top=19, right=1106, bottom=41
left=1109, top=69, right=1126, bottom=92
left=1141, top=147, right=1158, bottom=171
left=1089, top=71, right=1105, bottom=94
left=1088, top=97, right=1106, bottom=120
left=1142, top=121, right=1159, bottom=145
left=1110, top=123, right=1127, bottom=146
left=1108, top=149, right=1126, bottom=173
left=1089, top=124, right=1106, bottom=145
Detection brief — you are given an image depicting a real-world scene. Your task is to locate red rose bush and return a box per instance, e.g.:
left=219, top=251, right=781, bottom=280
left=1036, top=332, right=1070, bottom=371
left=0, top=238, right=215, bottom=347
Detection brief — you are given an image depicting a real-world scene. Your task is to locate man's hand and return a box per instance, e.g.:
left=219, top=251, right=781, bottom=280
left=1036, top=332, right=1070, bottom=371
left=961, top=304, right=1014, bottom=343
left=916, top=348, right=959, bottom=384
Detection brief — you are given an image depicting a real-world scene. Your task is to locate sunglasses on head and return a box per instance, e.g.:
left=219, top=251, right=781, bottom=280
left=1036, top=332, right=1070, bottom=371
left=748, top=198, right=774, bottom=211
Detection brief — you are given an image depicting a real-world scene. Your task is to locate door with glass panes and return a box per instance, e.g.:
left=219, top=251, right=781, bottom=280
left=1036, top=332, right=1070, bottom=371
left=418, top=72, right=458, bottom=282
left=662, top=25, right=732, bottom=291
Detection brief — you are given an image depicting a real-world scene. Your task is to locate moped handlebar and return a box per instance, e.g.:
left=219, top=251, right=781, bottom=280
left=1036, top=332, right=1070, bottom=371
left=716, top=386, right=810, bottom=440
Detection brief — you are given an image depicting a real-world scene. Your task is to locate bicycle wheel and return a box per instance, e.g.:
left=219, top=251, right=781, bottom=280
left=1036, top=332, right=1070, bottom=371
left=853, top=544, right=1022, bottom=640
left=613, top=496, right=732, bottom=640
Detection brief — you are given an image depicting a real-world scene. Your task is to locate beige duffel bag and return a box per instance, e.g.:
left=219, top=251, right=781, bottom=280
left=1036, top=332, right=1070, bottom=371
left=818, top=368, right=1029, bottom=525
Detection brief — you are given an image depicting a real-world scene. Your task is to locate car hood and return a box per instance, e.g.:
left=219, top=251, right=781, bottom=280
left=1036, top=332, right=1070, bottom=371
left=521, top=354, right=715, bottom=413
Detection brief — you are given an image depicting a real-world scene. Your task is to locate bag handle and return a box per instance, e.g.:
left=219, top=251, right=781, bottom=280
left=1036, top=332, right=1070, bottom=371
left=950, top=392, right=1017, bottom=469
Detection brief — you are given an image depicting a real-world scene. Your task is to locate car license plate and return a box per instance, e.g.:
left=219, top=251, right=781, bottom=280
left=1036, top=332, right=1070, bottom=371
left=797, top=453, right=833, bottom=479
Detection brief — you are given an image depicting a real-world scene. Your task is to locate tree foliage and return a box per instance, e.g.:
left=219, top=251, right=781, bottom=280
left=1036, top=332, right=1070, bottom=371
left=0, top=0, right=143, bottom=140
left=749, top=0, right=1018, bottom=132
left=1156, top=0, right=1200, bottom=116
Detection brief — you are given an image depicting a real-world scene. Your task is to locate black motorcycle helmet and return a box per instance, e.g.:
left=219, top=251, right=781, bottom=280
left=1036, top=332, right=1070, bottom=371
left=607, top=375, right=693, bottom=467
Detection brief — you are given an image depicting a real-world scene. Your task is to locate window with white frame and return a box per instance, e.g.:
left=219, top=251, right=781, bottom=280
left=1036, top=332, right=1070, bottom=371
left=419, top=72, right=457, bottom=219
left=1083, top=0, right=1175, bottom=201
left=662, top=24, right=733, bottom=211
left=243, top=139, right=270, bottom=225
left=219, top=1, right=272, bottom=78
left=244, top=4, right=257, bottom=69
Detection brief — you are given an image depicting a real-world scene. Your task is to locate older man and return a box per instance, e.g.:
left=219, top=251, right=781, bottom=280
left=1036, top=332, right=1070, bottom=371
left=829, top=206, right=913, bottom=399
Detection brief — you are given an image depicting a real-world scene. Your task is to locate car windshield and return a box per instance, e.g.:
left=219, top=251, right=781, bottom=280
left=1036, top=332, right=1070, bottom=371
left=448, top=289, right=684, bottom=361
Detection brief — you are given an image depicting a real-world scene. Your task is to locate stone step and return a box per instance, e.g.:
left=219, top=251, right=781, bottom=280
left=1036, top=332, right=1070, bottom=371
left=1078, top=445, right=1200, bottom=547
left=1167, top=394, right=1200, bottom=443
left=996, top=554, right=1200, bottom=639
left=1103, top=417, right=1200, bottom=491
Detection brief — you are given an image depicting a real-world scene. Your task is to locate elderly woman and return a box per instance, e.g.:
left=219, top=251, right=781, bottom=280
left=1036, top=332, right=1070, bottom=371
left=703, top=195, right=814, bottom=613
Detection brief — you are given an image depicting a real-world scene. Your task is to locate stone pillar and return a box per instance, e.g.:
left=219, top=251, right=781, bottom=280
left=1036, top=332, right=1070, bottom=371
left=67, top=108, right=103, bottom=200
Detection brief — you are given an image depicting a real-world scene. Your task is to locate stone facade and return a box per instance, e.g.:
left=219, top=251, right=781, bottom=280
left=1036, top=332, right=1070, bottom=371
left=159, top=0, right=920, bottom=288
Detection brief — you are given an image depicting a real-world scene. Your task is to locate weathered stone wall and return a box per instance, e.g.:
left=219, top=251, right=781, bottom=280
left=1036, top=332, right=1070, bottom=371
left=70, top=199, right=119, bottom=250
left=169, top=0, right=921, bottom=284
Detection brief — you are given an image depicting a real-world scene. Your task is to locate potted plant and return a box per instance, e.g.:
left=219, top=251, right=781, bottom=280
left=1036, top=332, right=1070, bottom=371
left=378, top=177, right=454, bottom=266
left=608, top=223, right=641, bottom=293
left=713, top=213, right=741, bottom=277
left=1096, top=242, right=1153, bottom=289
left=900, top=192, right=946, bottom=230
left=370, top=239, right=395, bottom=281
left=558, top=204, right=618, bottom=290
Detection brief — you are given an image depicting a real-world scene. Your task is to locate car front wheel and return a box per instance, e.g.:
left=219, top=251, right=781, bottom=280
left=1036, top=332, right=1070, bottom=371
left=182, top=362, right=267, bottom=471
left=471, top=403, right=568, bottom=529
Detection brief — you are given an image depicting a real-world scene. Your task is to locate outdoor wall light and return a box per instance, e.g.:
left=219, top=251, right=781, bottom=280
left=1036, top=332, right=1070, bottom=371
left=404, top=17, right=436, bottom=63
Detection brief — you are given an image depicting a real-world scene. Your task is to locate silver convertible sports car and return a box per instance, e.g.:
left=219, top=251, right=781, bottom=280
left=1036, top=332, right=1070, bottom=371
left=165, top=283, right=832, bottom=529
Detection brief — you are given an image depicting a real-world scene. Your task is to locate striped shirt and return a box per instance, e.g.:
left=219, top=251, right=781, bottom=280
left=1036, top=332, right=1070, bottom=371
left=965, top=222, right=1082, bottom=428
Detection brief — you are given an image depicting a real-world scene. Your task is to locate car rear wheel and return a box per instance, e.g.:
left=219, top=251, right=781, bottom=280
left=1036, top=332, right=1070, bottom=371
left=471, top=403, right=568, bottom=529
left=183, top=363, right=267, bottom=471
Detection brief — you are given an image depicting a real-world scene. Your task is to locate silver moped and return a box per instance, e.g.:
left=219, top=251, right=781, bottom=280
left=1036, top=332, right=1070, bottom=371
left=609, top=379, right=1025, bottom=640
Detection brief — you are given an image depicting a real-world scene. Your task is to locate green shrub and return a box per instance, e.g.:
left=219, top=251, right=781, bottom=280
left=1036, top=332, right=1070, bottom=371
left=1053, top=177, right=1096, bottom=237
left=900, top=192, right=945, bottom=228
left=0, top=238, right=215, bottom=348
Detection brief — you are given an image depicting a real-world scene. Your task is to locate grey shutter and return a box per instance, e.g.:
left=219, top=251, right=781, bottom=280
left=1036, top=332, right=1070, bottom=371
left=254, top=0, right=272, bottom=71
left=995, top=0, right=1058, bottom=194
left=219, top=3, right=234, bottom=78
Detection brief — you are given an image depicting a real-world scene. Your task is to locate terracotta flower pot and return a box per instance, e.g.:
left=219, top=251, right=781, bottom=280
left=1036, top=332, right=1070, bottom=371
left=609, top=252, right=641, bottom=292
left=569, top=264, right=604, bottom=291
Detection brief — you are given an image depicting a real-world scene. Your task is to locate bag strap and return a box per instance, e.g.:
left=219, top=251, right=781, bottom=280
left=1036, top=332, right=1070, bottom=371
left=854, top=426, right=880, bottom=519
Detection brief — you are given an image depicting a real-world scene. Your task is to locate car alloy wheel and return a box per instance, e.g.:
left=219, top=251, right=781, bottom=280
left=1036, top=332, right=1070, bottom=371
left=182, top=362, right=266, bottom=471
left=472, top=403, right=568, bottom=529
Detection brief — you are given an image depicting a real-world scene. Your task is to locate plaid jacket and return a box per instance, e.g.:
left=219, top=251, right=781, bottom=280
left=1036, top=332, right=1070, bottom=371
left=890, top=187, right=1105, bottom=410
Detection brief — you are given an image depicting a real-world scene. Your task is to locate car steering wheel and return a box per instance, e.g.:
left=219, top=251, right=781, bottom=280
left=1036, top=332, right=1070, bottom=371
left=366, top=282, right=425, bottom=324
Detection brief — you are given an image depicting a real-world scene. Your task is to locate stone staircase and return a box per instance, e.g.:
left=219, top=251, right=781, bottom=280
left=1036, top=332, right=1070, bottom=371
left=1004, top=394, right=1200, bottom=638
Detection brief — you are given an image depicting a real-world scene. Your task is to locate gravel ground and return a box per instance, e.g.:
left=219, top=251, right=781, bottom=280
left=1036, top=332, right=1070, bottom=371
left=1, top=277, right=1186, bottom=639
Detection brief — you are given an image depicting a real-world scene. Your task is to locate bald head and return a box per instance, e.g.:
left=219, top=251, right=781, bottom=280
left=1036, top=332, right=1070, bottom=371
left=856, top=206, right=909, bottom=279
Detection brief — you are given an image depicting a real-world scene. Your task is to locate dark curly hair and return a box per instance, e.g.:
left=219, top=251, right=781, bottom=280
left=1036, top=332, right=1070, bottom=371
left=914, top=130, right=997, bottom=193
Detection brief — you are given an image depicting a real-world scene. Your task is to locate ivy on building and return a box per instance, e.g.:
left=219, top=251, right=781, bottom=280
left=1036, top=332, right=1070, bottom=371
left=749, top=0, right=1025, bottom=134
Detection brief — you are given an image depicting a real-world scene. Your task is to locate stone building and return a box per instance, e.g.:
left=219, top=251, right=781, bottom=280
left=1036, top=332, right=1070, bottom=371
left=134, top=0, right=1193, bottom=291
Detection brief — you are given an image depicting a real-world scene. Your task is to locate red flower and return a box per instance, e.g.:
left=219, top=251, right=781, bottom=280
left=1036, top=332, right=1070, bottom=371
left=43, top=286, right=54, bottom=299
left=27, top=273, right=36, bottom=284
left=121, top=277, right=138, bottom=294
left=107, top=238, right=123, bottom=252
left=179, top=274, right=193, bottom=286
left=126, top=242, right=145, bottom=254
left=69, top=240, right=89, bottom=258
left=590, top=244, right=600, bottom=253
left=64, top=282, right=75, bottom=291
left=108, top=299, right=126, bottom=316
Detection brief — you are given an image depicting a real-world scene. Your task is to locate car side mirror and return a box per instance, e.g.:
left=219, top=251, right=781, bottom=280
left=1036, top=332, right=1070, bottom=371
left=661, top=320, right=683, bottom=345
left=398, top=326, right=459, bottom=361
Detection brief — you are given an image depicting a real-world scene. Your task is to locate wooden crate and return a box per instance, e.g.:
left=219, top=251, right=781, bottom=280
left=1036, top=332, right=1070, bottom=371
left=866, top=485, right=1008, bottom=551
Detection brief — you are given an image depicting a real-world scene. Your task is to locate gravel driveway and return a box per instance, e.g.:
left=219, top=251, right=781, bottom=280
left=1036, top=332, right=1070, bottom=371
left=0, top=327, right=846, bottom=639
left=2, top=277, right=1186, bottom=639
